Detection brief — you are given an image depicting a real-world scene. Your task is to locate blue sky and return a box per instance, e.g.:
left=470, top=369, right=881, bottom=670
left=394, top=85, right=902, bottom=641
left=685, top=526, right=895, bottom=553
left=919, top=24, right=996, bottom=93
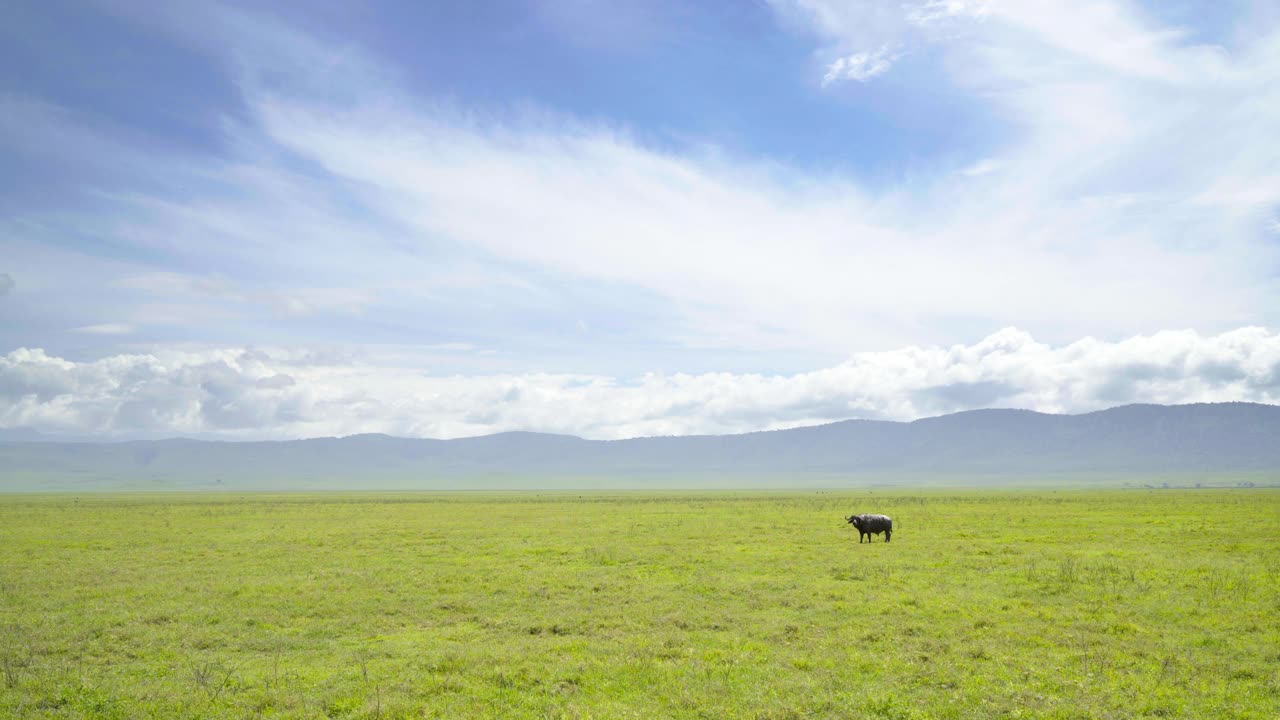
left=2, top=0, right=1280, bottom=440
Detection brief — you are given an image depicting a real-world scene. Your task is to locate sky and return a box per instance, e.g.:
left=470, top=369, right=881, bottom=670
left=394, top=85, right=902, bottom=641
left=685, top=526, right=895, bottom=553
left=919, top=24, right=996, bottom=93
left=1, top=0, right=1279, bottom=440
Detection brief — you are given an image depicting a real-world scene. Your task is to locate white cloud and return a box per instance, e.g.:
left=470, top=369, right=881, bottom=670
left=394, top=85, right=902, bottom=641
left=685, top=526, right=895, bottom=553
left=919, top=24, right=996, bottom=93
left=3, top=2, right=1278, bottom=374
left=792, top=0, right=1196, bottom=82
left=3, top=328, right=1279, bottom=440
left=1194, top=176, right=1280, bottom=210
left=264, top=287, right=373, bottom=316
left=234, top=80, right=1276, bottom=355
left=70, top=324, right=136, bottom=336
left=114, top=272, right=234, bottom=296
left=959, top=157, right=1002, bottom=176
left=113, top=271, right=374, bottom=318
left=823, top=47, right=896, bottom=84
left=259, top=4, right=1276, bottom=353
left=972, top=0, right=1193, bottom=81
left=907, top=0, right=993, bottom=26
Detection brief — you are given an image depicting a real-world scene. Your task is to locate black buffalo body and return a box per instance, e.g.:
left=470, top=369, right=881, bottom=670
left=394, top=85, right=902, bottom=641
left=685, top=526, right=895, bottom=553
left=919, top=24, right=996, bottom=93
left=846, top=514, right=893, bottom=543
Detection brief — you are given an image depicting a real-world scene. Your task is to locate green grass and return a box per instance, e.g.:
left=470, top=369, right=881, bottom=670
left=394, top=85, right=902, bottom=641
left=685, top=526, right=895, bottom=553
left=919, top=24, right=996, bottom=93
left=1, top=489, right=1277, bottom=718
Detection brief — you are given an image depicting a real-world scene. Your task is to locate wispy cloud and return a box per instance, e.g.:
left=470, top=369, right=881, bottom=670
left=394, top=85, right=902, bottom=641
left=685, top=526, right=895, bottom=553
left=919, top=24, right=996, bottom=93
left=959, top=158, right=1002, bottom=177
left=0, top=273, right=13, bottom=296
left=69, top=324, right=135, bottom=336
left=112, top=271, right=375, bottom=319
left=822, top=46, right=897, bottom=84
left=906, top=0, right=993, bottom=26
left=113, top=272, right=234, bottom=296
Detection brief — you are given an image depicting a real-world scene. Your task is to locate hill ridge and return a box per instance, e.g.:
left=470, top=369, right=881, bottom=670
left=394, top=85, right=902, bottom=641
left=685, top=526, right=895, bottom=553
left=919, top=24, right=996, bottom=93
left=2, top=402, right=1278, bottom=490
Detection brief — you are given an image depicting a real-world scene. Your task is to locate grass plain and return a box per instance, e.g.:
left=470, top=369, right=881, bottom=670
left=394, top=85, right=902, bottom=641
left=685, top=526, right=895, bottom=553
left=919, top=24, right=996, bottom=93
left=0, top=489, right=1277, bottom=719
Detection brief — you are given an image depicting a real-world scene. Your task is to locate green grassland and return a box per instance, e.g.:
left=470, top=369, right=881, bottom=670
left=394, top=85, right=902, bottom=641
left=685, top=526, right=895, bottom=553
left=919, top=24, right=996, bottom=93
left=1, top=489, right=1277, bottom=719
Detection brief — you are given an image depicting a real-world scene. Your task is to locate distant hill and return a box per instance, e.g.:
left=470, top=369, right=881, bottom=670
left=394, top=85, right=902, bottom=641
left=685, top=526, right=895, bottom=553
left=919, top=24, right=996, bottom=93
left=2, top=402, right=1278, bottom=490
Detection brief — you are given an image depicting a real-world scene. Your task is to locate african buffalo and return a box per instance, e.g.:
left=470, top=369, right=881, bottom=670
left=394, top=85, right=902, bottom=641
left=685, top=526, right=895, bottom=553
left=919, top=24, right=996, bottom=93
left=846, top=514, right=892, bottom=543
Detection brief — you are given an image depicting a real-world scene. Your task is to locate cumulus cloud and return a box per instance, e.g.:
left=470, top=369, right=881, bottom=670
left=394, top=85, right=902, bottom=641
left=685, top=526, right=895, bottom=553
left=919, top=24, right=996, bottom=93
left=3, top=328, right=1279, bottom=440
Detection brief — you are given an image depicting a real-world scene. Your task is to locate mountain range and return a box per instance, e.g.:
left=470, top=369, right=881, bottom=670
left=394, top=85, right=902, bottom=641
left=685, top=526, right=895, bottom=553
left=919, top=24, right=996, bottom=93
left=2, top=402, right=1277, bottom=490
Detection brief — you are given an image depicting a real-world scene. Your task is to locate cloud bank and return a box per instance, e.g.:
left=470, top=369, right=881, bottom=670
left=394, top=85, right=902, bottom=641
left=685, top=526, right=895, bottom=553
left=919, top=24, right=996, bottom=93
left=3, top=328, right=1278, bottom=441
